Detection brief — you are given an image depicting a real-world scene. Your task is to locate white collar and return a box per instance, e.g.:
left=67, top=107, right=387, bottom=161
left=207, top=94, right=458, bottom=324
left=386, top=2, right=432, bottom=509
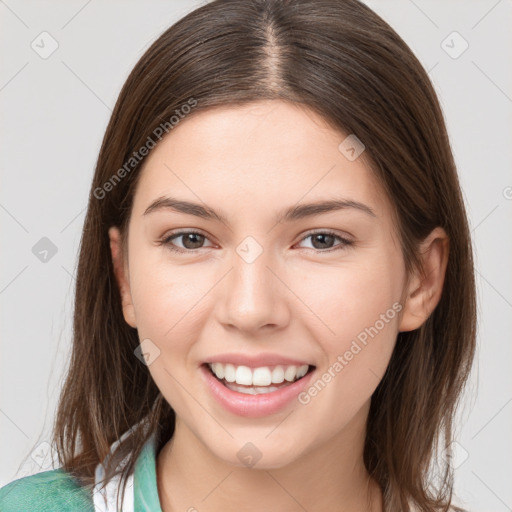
left=92, top=419, right=151, bottom=512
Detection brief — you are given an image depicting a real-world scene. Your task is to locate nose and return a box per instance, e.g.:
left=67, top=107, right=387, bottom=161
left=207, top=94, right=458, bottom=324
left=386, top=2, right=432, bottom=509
left=215, top=248, right=291, bottom=334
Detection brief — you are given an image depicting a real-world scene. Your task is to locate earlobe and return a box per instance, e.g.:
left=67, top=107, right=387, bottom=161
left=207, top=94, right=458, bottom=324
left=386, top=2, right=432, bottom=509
left=108, top=226, right=137, bottom=328
left=398, top=227, right=449, bottom=332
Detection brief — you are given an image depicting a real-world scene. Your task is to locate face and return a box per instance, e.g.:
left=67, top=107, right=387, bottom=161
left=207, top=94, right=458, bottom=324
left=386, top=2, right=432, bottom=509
left=109, top=100, right=413, bottom=469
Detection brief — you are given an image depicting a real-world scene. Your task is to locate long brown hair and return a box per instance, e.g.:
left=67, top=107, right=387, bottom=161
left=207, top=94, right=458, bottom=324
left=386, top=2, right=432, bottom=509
left=52, top=0, right=476, bottom=510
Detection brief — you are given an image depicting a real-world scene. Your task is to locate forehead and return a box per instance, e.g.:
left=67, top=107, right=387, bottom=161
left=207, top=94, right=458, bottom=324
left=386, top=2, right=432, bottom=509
left=132, top=100, right=389, bottom=219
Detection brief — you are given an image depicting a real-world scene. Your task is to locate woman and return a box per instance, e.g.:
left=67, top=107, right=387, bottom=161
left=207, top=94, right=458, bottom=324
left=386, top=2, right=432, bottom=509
left=0, top=0, right=476, bottom=510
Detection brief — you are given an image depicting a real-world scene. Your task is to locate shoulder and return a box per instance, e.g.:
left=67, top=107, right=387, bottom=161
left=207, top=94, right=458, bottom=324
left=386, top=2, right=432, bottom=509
left=0, top=468, right=94, bottom=512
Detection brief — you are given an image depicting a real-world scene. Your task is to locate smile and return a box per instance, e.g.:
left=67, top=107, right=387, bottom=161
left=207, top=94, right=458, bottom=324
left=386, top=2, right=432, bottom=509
left=207, top=362, right=312, bottom=392
left=201, top=362, right=316, bottom=417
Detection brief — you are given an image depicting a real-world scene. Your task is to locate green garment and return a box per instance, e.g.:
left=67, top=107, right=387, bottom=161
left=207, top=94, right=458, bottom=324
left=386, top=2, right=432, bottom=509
left=0, top=430, right=163, bottom=511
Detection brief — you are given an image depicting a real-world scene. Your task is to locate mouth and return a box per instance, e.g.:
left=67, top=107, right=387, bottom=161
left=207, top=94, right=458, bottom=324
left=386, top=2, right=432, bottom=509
left=202, top=362, right=316, bottom=395
left=200, top=360, right=317, bottom=417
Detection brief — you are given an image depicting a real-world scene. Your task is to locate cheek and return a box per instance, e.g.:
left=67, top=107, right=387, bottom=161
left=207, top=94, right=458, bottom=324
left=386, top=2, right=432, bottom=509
left=293, top=264, right=400, bottom=435
left=291, top=250, right=403, bottom=389
left=128, top=257, right=210, bottom=409
left=129, top=251, right=209, bottom=339
left=294, top=256, right=403, bottom=340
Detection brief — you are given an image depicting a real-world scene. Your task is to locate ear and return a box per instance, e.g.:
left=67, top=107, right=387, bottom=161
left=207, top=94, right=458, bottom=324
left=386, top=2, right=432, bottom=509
left=108, top=226, right=137, bottom=328
left=399, top=227, right=449, bottom=332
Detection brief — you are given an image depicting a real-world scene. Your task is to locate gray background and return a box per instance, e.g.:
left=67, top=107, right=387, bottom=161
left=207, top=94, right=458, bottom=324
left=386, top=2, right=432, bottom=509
left=1, top=1, right=511, bottom=510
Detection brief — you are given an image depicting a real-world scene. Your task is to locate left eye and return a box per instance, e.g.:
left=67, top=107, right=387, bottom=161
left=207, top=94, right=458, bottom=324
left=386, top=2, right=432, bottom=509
left=160, top=230, right=352, bottom=253
left=297, top=232, right=352, bottom=251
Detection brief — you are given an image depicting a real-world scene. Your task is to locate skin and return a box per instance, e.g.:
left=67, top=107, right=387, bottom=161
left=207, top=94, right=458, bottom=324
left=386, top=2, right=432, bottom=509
left=109, top=100, right=449, bottom=511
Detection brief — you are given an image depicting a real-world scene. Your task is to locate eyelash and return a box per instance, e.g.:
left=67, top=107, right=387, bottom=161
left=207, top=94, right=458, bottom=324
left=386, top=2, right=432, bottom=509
left=159, top=230, right=354, bottom=254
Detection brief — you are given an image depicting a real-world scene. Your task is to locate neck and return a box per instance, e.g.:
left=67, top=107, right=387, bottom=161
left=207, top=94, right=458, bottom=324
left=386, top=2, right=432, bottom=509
left=156, top=403, right=382, bottom=512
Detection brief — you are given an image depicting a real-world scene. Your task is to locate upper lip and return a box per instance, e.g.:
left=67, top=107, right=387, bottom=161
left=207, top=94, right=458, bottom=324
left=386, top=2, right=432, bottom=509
left=203, top=352, right=315, bottom=369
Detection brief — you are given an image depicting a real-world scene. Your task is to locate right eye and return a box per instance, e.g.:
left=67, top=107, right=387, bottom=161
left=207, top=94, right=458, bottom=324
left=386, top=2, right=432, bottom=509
left=160, top=230, right=215, bottom=253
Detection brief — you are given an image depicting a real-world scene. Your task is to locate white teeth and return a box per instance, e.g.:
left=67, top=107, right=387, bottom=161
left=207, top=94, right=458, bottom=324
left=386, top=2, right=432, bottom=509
left=208, top=362, right=310, bottom=386
left=211, top=362, right=224, bottom=380
left=224, top=382, right=282, bottom=394
left=253, top=367, right=272, bottom=386
left=296, top=364, right=309, bottom=379
left=284, top=365, right=297, bottom=382
left=271, top=366, right=285, bottom=384
left=235, top=366, right=253, bottom=385
left=224, top=363, right=236, bottom=383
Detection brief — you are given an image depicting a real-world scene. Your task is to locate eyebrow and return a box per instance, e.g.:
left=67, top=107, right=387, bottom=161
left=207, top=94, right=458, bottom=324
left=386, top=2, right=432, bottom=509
left=143, top=195, right=376, bottom=224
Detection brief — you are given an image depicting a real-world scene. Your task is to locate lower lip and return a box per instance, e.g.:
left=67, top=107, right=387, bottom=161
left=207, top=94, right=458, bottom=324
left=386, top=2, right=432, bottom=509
left=200, top=364, right=315, bottom=418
